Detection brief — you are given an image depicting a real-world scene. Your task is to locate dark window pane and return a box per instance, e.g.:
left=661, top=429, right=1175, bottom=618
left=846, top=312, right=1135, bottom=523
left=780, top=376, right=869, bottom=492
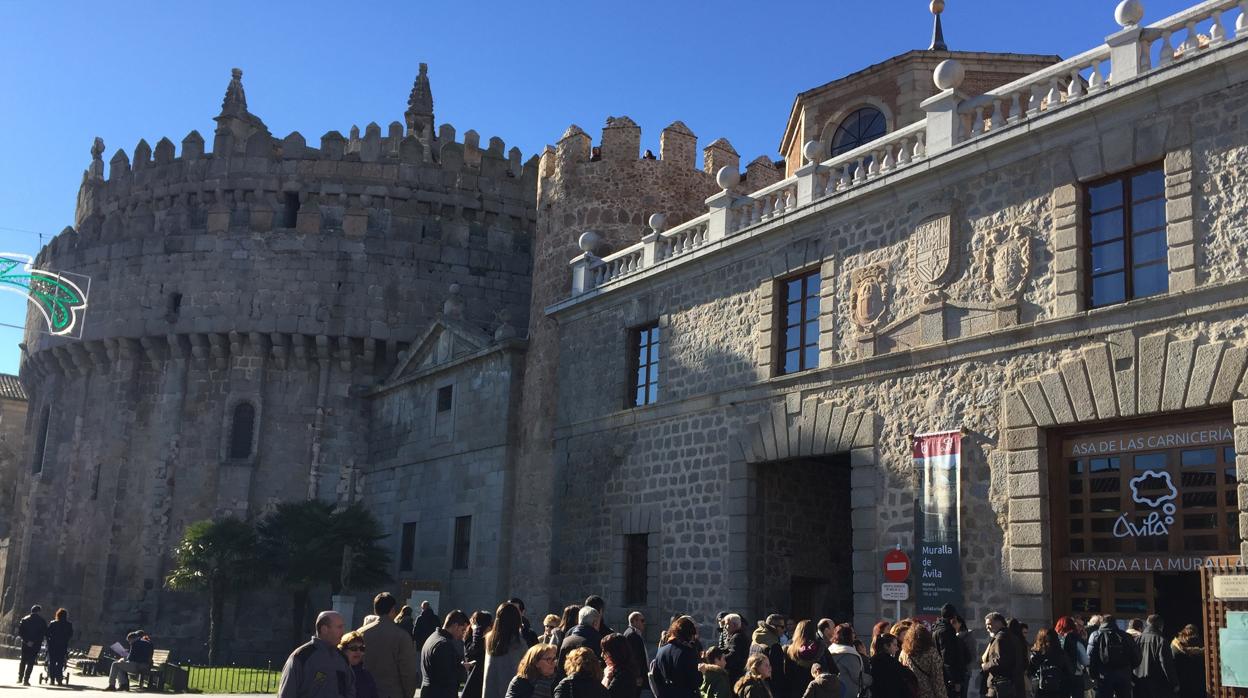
left=1091, top=538, right=1123, bottom=552
left=1115, top=577, right=1146, bottom=593
left=1091, top=478, right=1120, bottom=494
left=1183, top=449, right=1217, bottom=467
left=1226, top=447, right=1236, bottom=463
left=452, top=516, right=472, bottom=570
left=1070, top=499, right=1084, bottom=513
left=805, top=297, right=820, bottom=321
left=1072, top=597, right=1100, bottom=613
left=1132, top=199, right=1166, bottom=233
left=1132, top=230, right=1167, bottom=263
left=806, top=273, right=821, bottom=295
left=1070, top=460, right=1085, bottom=475
left=804, top=345, right=819, bottom=370
left=1134, top=453, right=1167, bottom=471
left=787, top=279, right=802, bottom=299
left=1183, top=492, right=1218, bottom=508
left=1090, top=210, right=1125, bottom=243
left=1184, top=535, right=1219, bottom=550
left=1181, top=470, right=1217, bottom=488
left=1229, top=489, right=1239, bottom=506
left=1072, top=578, right=1102, bottom=594
left=1091, top=497, right=1119, bottom=512
left=1090, top=518, right=1115, bottom=533
left=1091, top=457, right=1121, bottom=472
left=1184, top=514, right=1218, bottom=529
left=229, top=402, right=256, bottom=459
left=804, top=320, right=819, bottom=343
left=1116, top=598, right=1149, bottom=614
left=1069, top=480, right=1084, bottom=494
left=1137, top=536, right=1168, bottom=552
left=1131, top=168, right=1165, bottom=201
left=1070, top=519, right=1084, bottom=533
left=1227, top=467, right=1237, bottom=486
left=399, top=522, right=417, bottom=572
left=785, top=350, right=799, bottom=375
left=1133, top=263, right=1168, bottom=298
left=831, top=107, right=887, bottom=157
left=1091, top=241, right=1125, bottom=274
left=1070, top=539, right=1086, bottom=553
left=1089, top=181, right=1123, bottom=213
left=1092, top=273, right=1126, bottom=307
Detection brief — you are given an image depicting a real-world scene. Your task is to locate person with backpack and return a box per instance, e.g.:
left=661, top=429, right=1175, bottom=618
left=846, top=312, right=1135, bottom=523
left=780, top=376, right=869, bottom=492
left=1027, top=629, right=1073, bottom=698
left=1054, top=618, right=1086, bottom=698
left=1087, top=615, right=1140, bottom=698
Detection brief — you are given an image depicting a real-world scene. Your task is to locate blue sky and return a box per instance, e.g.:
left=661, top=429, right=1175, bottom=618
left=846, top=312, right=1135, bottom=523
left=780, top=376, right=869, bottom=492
left=0, top=0, right=1197, bottom=376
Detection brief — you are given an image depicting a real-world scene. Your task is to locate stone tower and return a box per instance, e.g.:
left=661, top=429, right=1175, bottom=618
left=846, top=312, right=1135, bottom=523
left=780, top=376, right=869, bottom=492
left=6, top=67, right=537, bottom=657
left=509, top=116, right=782, bottom=611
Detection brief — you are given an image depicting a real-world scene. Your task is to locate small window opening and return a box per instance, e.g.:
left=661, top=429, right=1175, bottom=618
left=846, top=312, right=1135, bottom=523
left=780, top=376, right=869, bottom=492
left=283, top=192, right=301, bottom=228
left=31, top=407, right=50, bottom=474
left=400, top=522, right=417, bottom=572
left=624, top=533, right=650, bottom=605
left=167, top=292, right=183, bottom=320
left=229, top=402, right=256, bottom=459
left=452, top=515, right=472, bottom=570
left=437, top=385, right=454, bottom=413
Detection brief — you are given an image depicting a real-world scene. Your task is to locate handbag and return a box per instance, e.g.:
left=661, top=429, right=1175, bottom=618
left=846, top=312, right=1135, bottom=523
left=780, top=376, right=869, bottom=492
left=989, top=677, right=1016, bottom=698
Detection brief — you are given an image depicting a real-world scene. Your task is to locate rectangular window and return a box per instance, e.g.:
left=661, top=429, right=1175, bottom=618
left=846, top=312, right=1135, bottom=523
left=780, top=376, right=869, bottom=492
left=1085, top=165, right=1167, bottom=308
left=437, top=385, right=454, bottom=413
left=399, top=522, right=417, bottom=572
left=630, top=324, right=660, bottom=407
left=777, top=271, right=821, bottom=375
left=624, top=533, right=649, bottom=605
left=452, top=515, right=472, bottom=570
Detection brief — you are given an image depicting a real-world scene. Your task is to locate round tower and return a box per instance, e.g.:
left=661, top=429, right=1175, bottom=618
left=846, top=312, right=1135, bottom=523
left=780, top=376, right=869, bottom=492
left=6, top=67, right=537, bottom=657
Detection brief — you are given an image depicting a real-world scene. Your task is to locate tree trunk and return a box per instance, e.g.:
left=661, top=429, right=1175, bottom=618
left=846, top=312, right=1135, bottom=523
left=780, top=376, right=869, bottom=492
left=208, top=579, right=225, bottom=666
left=291, top=588, right=310, bottom=650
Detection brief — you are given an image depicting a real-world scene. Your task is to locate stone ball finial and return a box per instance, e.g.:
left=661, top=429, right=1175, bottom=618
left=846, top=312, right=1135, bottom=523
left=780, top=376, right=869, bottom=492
left=1115, top=0, right=1144, bottom=26
left=448, top=282, right=461, bottom=295
left=648, top=213, right=667, bottom=233
left=802, top=140, right=825, bottom=164
left=578, top=231, right=602, bottom=254
left=933, top=58, right=965, bottom=91
left=930, top=0, right=945, bottom=14
left=715, top=166, right=737, bottom=191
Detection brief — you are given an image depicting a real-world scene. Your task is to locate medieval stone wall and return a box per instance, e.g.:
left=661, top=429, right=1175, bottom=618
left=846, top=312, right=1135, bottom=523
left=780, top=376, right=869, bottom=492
left=544, top=55, right=1248, bottom=635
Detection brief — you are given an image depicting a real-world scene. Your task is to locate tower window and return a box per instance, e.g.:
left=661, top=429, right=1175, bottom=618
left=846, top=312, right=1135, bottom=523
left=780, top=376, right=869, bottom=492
left=283, top=192, right=301, bottom=228
left=167, top=292, right=183, bottom=320
left=31, top=406, right=50, bottom=474
left=776, top=270, right=821, bottom=375
left=629, top=324, right=660, bottom=407
left=831, top=107, right=887, bottom=158
left=452, top=515, right=472, bottom=570
left=400, top=522, right=417, bottom=572
left=229, top=402, right=256, bottom=459
left=437, top=385, right=453, bottom=413
left=624, top=533, right=650, bottom=605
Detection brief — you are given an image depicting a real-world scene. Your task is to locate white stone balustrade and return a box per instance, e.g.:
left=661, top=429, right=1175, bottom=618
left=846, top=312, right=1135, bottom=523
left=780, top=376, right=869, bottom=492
left=563, top=0, right=1248, bottom=299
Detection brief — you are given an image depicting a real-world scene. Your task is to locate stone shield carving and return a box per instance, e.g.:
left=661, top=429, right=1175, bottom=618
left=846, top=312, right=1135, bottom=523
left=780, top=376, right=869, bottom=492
left=911, top=214, right=954, bottom=288
left=981, top=224, right=1032, bottom=301
left=851, top=265, right=889, bottom=331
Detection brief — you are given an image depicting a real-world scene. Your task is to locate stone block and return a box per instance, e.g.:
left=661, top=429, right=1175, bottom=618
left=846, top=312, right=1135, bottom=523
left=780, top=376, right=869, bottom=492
left=1019, top=381, right=1055, bottom=427
left=1186, top=342, right=1224, bottom=409
left=1169, top=267, right=1197, bottom=292
left=1235, top=400, right=1248, bottom=426
left=1167, top=219, right=1195, bottom=246
left=1008, top=497, right=1042, bottom=523
left=850, top=447, right=875, bottom=468
left=1054, top=249, right=1079, bottom=275
left=1004, top=391, right=1035, bottom=428
left=1164, top=148, right=1193, bottom=173
left=1053, top=226, right=1079, bottom=253
left=1137, top=332, right=1169, bottom=414
left=1007, top=449, right=1041, bottom=473
left=1061, top=360, right=1096, bottom=422
left=1009, top=546, right=1048, bottom=572
left=1051, top=184, right=1077, bottom=208
left=1161, top=337, right=1197, bottom=412
left=1055, top=271, right=1082, bottom=295
left=1070, top=143, right=1104, bottom=180
left=1009, top=472, right=1043, bottom=498
left=1009, top=571, right=1047, bottom=596
left=1011, top=522, right=1042, bottom=546
left=1167, top=244, right=1195, bottom=271
left=1236, top=456, right=1248, bottom=482
left=1054, top=294, right=1082, bottom=316
left=1134, top=120, right=1167, bottom=165
left=1212, top=346, right=1248, bottom=404
left=1040, top=372, right=1075, bottom=424
left=1004, top=427, right=1041, bottom=452
left=1165, top=197, right=1193, bottom=222
left=1237, top=427, right=1248, bottom=455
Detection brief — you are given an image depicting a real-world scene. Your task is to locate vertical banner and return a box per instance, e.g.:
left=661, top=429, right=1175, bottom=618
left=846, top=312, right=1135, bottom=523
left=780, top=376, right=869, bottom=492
left=912, top=430, right=964, bottom=619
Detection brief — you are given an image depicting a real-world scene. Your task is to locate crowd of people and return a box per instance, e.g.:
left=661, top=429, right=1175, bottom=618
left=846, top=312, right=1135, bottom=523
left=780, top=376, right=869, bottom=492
left=277, top=595, right=1210, bottom=698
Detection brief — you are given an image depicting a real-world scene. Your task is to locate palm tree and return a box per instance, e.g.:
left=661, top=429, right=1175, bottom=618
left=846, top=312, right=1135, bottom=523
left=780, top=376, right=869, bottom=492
left=165, top=517, right=263, bottom=665
left=257, top=500, right=392, bottom=646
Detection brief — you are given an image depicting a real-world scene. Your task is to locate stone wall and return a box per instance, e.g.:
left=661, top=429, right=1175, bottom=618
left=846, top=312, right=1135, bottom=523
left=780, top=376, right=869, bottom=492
left=544, top=50, right=1248, bottom=636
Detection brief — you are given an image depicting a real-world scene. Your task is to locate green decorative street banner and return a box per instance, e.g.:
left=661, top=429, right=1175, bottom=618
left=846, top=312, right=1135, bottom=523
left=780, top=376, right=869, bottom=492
left=0, top=254, right=90, bottom=337
left=912, top=429, right=964, bottom=620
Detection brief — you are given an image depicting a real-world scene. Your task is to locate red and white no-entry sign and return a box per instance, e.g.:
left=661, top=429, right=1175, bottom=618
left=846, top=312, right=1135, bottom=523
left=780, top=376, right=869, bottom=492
left=883, top=548, right=911, bottom=583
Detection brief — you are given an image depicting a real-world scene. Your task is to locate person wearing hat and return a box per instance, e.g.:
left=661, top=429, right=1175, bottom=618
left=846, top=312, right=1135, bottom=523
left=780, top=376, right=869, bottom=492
left=17, top=604, right=48, bottom=685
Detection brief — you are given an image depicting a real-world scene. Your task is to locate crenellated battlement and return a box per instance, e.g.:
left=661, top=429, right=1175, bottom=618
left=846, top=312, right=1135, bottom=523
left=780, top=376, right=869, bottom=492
left=54, top=67, right=539, bottom=268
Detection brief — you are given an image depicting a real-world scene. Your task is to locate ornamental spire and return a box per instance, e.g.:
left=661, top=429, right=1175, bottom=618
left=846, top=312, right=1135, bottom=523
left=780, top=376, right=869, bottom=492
left=929, top=0, right=948, bottom=51
left=220, top=67, right=248, bottom=117
left=405, top=63, right=435, bottom=138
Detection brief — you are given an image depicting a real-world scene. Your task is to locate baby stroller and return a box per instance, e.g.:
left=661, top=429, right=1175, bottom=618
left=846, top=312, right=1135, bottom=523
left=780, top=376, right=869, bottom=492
left=38, top=645, right=70, bottom=687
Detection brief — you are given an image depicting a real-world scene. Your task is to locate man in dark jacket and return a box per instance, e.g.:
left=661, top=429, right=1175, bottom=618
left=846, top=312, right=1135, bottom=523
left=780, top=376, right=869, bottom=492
left=560, top=607, right=604, bottom=667
left=16, top=604, right=47, bottom=686
left=1134, top=615, right=1177, bottom=698
left=585, top=595, right=615, bottom=636
left=1089, top=614, right=1141, bottom=698
left=413, top=601, right=441, bottom=647
left=106, top=630, right=156, bottom=691
left=624, top=612, right=650, bottom=696
left=278, top=612, right=353, bottom=698
left=981, top=612, right=1023, bottom=698
left=935, top=604, right=968, bottom=698
left=720, top=614, right=750, bottom=683
left=422, top=610, right=470, bottom=698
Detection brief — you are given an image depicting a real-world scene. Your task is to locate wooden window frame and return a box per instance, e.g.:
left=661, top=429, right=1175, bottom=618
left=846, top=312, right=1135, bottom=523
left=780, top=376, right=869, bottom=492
left=774, top=269, right=821, bottom=376
left=628, top=322, right=660, bottom=408
left=1083, top=162, right=1168, bottom=308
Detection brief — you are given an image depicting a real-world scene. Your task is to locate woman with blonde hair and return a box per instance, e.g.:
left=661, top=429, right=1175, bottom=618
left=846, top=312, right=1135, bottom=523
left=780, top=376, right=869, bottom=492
left=506, top=643, right=559, bottom=698
left=734, top=654, right=774, bottom=698
left=339, top=630, right=379, bottom=698
left=782, top=620, right=829, bottom=698
left=900, top=624, right=943, bottom=698
left=1170, top=625, right=1206, bottom=698
left=539, top=615, right=562, bottom=646
left=555, top=647, right=608, bottom=698
left=484, top=603, right=529, bottom=698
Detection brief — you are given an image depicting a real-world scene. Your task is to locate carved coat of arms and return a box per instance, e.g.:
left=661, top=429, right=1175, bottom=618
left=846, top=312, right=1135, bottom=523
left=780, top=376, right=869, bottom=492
left=850, top=264, right=889, bottom=332
left=911, top=214, right=954, bottom=289
left=981, top=224, right=1032, bottom=302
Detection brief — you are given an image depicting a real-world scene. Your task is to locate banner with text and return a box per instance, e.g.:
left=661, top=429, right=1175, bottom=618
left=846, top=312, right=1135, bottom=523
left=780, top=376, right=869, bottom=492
left=913, top=430, right=964, bottom=619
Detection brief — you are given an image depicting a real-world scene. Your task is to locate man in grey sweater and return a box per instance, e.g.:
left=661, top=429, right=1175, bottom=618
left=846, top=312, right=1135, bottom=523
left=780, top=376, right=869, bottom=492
left=279, top=611, right=355, bottom=698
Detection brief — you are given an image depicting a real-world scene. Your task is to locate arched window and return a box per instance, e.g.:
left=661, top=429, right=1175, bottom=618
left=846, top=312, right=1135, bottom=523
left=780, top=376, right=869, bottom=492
left=229, top=402, right=256, bottom=459
left=31, top=406, right=50, bottom=474
left=831, top=107, right=887, bottom=157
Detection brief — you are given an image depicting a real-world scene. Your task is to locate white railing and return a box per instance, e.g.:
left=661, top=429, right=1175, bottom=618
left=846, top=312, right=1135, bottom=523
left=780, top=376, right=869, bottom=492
left=566, top=0, right=1248, bottom=299
left=959, top=46, right=1112, bottom=139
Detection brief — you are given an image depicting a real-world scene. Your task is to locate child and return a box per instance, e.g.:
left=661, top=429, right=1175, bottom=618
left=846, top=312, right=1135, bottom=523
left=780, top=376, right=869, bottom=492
left=801, top=663, right=841, bottom=698
left=700, top=647, right=732, bottom=698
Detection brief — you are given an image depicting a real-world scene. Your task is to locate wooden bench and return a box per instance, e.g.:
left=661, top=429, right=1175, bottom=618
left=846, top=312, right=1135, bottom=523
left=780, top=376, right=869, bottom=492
left=134, top=649, right=172, bottom=691
left=72, top=646, right=105, bottom=676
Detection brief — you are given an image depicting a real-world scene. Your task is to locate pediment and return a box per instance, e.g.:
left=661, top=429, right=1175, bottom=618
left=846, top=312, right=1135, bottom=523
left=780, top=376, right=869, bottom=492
left=384, top=317, right=492, bottom=384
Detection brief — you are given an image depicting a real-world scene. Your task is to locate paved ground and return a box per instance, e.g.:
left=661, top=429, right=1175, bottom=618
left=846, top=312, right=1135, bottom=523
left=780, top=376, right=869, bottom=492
left=0, top=657, right=246, bottom=697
